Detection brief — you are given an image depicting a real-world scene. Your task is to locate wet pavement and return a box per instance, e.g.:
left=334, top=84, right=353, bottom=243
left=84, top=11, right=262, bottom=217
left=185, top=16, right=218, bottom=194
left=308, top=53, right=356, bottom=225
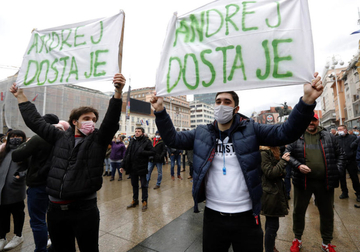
left=6, top=164, right=360, bottom=251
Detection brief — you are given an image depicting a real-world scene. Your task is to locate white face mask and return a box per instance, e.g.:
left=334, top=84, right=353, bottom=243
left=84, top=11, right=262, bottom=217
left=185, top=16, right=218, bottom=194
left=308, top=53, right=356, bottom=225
left=155, top=135, right=160, bottom=139
left=214, top=105, right=236, bottom=124
left=338, top=131, right=345, bottom=136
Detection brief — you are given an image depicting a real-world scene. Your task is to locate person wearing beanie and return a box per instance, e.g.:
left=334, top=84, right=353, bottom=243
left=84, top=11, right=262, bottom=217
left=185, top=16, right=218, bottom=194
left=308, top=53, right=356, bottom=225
left=11, top=113, right=59, bottom=252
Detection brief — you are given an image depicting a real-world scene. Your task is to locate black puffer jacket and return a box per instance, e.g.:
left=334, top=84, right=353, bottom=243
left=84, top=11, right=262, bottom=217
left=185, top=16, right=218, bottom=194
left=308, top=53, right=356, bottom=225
left=19, top=98, right=122, bottom=199
left=336, top=133, right=358, bottom=159
left=122, top=135, right=155, bottom=175
left=151, top=138, right=166, bottom=163
left=285, top=128, right=345, bottom=190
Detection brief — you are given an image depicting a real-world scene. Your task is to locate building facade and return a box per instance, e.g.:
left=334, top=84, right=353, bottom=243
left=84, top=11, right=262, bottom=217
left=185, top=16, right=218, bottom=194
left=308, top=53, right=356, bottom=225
left=123, top=87, right=191, bottom=130
left=343, top=56, right=360, bottom=129
left=320, top=68, right=346, bottom=129
left=190, top=101, right=214, bottom=128
left=194, top=92, right=216, bottom=105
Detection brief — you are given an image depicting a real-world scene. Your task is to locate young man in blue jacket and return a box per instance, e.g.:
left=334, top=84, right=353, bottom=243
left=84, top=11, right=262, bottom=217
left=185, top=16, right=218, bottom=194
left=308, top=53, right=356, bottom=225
left=150, top=73, right=323, bottom=252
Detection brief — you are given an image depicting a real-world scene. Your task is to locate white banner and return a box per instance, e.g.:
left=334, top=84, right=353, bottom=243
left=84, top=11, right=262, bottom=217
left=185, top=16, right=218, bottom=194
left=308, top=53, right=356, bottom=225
left=16, top=11, right=125, bottom=88
left=155, top=0, right=314, bottom=96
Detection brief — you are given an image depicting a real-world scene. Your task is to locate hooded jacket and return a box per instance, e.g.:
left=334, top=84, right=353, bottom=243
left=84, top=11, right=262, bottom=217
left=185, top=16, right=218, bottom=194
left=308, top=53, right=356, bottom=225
left=18, top=98, right=122, bottom=199
left=155, top=98, right=316, bottom=216
left=285, top=127, right=345, bottom=190
left=260, top=147, right=289, bottom=217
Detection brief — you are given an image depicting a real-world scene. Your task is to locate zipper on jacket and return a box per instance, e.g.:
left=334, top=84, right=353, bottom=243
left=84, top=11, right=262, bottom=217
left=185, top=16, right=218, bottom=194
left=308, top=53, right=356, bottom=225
left=59, top=139, right=82, bottom=198
left=319, top=139, right=330, bottom=190
left=303, top=141, right=307, bottom=190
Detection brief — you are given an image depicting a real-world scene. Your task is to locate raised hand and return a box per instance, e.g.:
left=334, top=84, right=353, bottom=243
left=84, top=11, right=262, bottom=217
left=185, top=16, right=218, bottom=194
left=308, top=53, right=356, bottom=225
left=302, top=72, right=323, bottom=105
left=150, top=91, right=164, bottom=112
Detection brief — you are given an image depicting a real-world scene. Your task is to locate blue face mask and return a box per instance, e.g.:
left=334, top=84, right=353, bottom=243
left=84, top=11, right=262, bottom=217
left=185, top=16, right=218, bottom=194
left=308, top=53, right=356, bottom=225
left=354, top=131, right=359, bottom=135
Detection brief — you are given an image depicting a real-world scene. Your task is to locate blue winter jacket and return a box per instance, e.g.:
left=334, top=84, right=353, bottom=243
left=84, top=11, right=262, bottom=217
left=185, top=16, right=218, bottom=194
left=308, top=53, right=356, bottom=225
left=155, top=98, right=315, bottom=216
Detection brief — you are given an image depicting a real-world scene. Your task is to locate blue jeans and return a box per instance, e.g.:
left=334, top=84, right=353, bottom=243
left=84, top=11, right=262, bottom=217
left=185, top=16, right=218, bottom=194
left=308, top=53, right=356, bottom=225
left=27, top=185, right=49, bottom=252
left=170, top=154, right=181, bottom=176
left=104, top=158, right=111, bottom=172
left=147, top=162, right=163, bottom=186
left=111, top=162, right=122, bottom=179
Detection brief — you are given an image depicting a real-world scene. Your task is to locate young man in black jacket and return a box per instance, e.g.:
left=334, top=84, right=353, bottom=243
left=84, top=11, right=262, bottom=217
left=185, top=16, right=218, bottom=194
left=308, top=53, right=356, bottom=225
left=121, top=127, right=155, bottom=211
left=147, top=131, right=166, bottom=189
left=9, top=73, right=126, bottom=252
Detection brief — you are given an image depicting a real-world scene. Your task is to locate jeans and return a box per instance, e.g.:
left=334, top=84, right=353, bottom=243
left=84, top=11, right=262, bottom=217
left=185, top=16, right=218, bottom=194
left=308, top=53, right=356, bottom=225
left=47, top=199, right=99, bottom=252
left=265, top=216, right=279, bottom=252
left=0, top=201, right=25, bottom=238
left=27, top=185, right=49, bottom=252
left=110, top=162, right=122, bottom=179
left=104, top=158, right=111, bottom=172
left=189, top=163, right=193, bottom=177
left=170, top=154, right=181, bottom=176
left=203, top=207, right=263, bottom=252
left=147, top=162, right=163, bottom=186
left=130, top=174, right=148, bottom=202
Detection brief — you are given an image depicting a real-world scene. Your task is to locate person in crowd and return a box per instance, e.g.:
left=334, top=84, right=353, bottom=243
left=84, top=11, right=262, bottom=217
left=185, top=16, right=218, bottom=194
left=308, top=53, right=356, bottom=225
left=0, top=130, right=27, bottom=251
left=260, top=146, right=290, bottom=252
left=110, top=135, right=126, bottom=181
left=120, top=127, right=155, bottom=212
left=150, top=72, right=323, bottom=252
left=103, top=140, right=112, bottom=177
left=12, top=114, right=60, bottom=252
left=9, top=73, right=125, bottom=252
left=168, top=147, right=183, bottom=180
left=330, top=128, right=337, bottom=136
left=353, top=128, right=360, bottom=137
left=286, top=113, right=345, bottom=252
left=181, top=130, right=187, bottom=172
left=187, top=149, right=194, bottom=180
left=147, top=131, right=166, bottom=189
left=280, top=145, right=292, bottom=200
left=336, top=125, right=360, bottom=202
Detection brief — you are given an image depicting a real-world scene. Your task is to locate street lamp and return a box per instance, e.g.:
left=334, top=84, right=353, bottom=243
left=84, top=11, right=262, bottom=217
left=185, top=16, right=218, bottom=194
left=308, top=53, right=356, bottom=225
left=325, top=55, right=344, bottom=125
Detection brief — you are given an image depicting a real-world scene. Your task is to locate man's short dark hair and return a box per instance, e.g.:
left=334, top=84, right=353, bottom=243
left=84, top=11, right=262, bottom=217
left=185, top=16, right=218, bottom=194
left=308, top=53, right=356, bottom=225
left=68, top=107, right=99, bottom=130
left=338, top=125, right=347, bottom=130
left=135, top=127, right=145, bottom=133
left=215, top=91, right=239, bottom=107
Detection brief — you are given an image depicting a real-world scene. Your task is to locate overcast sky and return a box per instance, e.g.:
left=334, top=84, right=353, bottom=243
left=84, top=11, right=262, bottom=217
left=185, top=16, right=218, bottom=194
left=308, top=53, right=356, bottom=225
left=1, top=0, right=359, bottom=116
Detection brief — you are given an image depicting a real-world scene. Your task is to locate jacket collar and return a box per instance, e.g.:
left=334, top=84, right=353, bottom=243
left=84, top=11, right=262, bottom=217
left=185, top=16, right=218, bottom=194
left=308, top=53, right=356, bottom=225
left=210, top=113, right=250, bottom=134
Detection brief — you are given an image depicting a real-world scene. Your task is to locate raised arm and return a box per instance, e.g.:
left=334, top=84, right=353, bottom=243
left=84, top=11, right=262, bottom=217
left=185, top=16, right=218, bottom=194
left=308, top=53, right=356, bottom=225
left=96, top=73, right=126, bottom=145
left=150, top=92, right=195, bottom=150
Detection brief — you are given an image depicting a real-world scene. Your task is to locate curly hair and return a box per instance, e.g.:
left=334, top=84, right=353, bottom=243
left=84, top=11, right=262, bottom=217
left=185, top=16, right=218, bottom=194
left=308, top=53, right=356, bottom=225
left=68, top=107, right=99, bottom=130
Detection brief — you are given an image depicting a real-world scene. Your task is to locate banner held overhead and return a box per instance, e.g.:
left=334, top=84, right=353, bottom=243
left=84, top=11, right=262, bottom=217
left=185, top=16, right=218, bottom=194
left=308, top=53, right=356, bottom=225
left=155, top=0, right=314, bottom=97
left=16, top=11, right=125, bottom=88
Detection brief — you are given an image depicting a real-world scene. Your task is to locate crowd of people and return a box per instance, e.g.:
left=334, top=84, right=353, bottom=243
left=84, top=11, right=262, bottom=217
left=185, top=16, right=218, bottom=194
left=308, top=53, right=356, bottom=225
left=0, top=71, right=359, bottom=252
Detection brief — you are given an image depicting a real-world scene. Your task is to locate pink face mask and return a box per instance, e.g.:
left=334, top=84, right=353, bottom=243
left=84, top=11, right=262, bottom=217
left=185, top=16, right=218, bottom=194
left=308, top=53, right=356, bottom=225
left=78, top=121, right=95, bottom=136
